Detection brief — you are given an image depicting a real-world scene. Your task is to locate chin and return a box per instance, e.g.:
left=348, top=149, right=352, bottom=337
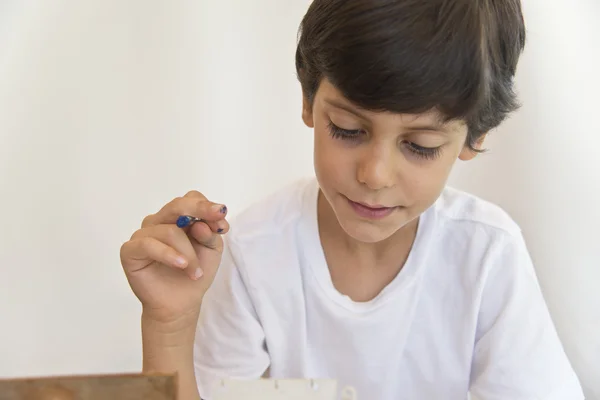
left=337, top=218, right=399, bottom=244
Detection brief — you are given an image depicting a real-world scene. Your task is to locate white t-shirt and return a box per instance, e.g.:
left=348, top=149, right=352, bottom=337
left=194, top=177, right=584, bottom=400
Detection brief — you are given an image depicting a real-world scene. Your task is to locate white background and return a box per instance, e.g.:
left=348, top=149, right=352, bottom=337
left=0, top=1, right=598, bottom=398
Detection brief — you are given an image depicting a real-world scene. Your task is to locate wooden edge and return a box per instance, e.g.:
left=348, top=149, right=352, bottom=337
left=0, top=372, right=179, bottom=400
left=0, top=372, right=177, bottom=383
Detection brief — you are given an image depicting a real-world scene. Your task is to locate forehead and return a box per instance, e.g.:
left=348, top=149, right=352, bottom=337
left=316, top=79, right=466, bottom=133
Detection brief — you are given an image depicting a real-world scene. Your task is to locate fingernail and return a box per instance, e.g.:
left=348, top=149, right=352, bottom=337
left=194, top=268, right=204, bottom=280
left=174, top=256, right=187, bottom=267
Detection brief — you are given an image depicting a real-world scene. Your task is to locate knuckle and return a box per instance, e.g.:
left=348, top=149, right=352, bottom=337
left=141, top=214, right=154, bottom=228
left=119, top=241, right=130, bottom=260
left=166, top=196, right=184, bottom=212
left=164, top=197, right=184, bottom=210
left=167, top=197, right=186, bottom=215
left=130, top=228, right=144, bottom=240
left=162, top=197, right=191, bottom=221
left=171, top=196, right=184, bottom=203
left=172, top=194, right=211, bottom=217
left=196, top=200, right=210, bottom=214
left=184, top=190, right=206, bottom=200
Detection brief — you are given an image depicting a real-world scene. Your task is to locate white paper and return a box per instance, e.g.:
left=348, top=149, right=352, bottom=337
left=211, top=379, right=356, bottom=400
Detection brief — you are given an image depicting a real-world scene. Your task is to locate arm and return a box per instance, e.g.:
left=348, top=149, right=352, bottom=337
left=469, top=232, right=584, bottom=400
left=120, top=190, right=236, bottom=400
left=142, top=312, right=201, bottom=400
left=139, top=238, right=269, bottom=400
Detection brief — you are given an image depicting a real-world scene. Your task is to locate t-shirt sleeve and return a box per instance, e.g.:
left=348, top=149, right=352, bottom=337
left=193, top=236, right=270, bottom=399
left=469, top=232, right=584, bottom=400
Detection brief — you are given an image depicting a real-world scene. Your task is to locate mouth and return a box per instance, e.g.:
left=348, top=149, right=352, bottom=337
left=344, top=196, right=398, bottom=220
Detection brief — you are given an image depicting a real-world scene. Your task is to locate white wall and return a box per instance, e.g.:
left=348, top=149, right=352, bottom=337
left=448, top=1, right=600, bottom=397
left=0, top=0, right=597, bottom=398
left=0, top=0, right=312, bottom=377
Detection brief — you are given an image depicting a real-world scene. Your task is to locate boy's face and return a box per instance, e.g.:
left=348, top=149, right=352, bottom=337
left=303, top=79, right=481, bottom=243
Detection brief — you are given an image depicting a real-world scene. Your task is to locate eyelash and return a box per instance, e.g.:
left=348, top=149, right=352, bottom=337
left=327, top=120, right=443, bottom=160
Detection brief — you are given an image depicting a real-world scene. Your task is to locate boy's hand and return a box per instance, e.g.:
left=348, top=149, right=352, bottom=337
left=120, top=190, right=229, bottom=326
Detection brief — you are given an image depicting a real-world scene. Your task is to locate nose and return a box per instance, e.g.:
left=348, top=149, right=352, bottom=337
left=356, top=144, right=396, bottom=191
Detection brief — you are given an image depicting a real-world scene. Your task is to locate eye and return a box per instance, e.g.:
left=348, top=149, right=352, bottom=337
left=404, top=141, right=443, bottom=160
left=327, top=120, right=364, bottom=141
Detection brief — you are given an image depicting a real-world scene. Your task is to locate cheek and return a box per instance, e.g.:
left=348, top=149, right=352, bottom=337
left=314, top=129, right=348, bottom=179
left=405, top=157, right=459, bottom=207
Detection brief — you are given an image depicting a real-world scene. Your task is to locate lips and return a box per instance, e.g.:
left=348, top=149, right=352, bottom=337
left=345, top=196, right=397, bottom=220
left=354, top=201, right=390, bottom=209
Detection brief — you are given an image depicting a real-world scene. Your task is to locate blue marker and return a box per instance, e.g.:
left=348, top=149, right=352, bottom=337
left=176, top=215, right=206, bottom=228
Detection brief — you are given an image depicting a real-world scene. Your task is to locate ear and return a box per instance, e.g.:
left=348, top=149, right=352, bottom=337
left=458, top=134, right=487, bottom=161
left=302, top=93, right=314, bottom=128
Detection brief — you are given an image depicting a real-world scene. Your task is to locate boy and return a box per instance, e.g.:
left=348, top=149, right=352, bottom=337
left=120, top=1, right=584, bottom=399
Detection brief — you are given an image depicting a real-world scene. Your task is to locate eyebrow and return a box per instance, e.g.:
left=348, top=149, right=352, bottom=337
left=323, top=98, right=452, bottom=133
left=324, top=98, right=369, bottom=120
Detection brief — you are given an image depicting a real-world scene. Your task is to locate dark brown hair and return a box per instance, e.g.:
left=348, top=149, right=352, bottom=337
left=295, top=0, right=526, bottom=151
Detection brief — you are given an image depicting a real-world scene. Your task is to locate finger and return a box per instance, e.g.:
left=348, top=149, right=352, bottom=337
left=202, top=218, right=230, bottom=235
left=188, top=219, right=223, bottom=251
left=183, top=190, right=208, bottom=200
left=184, top=190, right=229, bottom=234
left=143, top=195, right=228, bottom=228
left=121, top=237, right=188, bottom=272
left=131, top=225, right=204, bottom=280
